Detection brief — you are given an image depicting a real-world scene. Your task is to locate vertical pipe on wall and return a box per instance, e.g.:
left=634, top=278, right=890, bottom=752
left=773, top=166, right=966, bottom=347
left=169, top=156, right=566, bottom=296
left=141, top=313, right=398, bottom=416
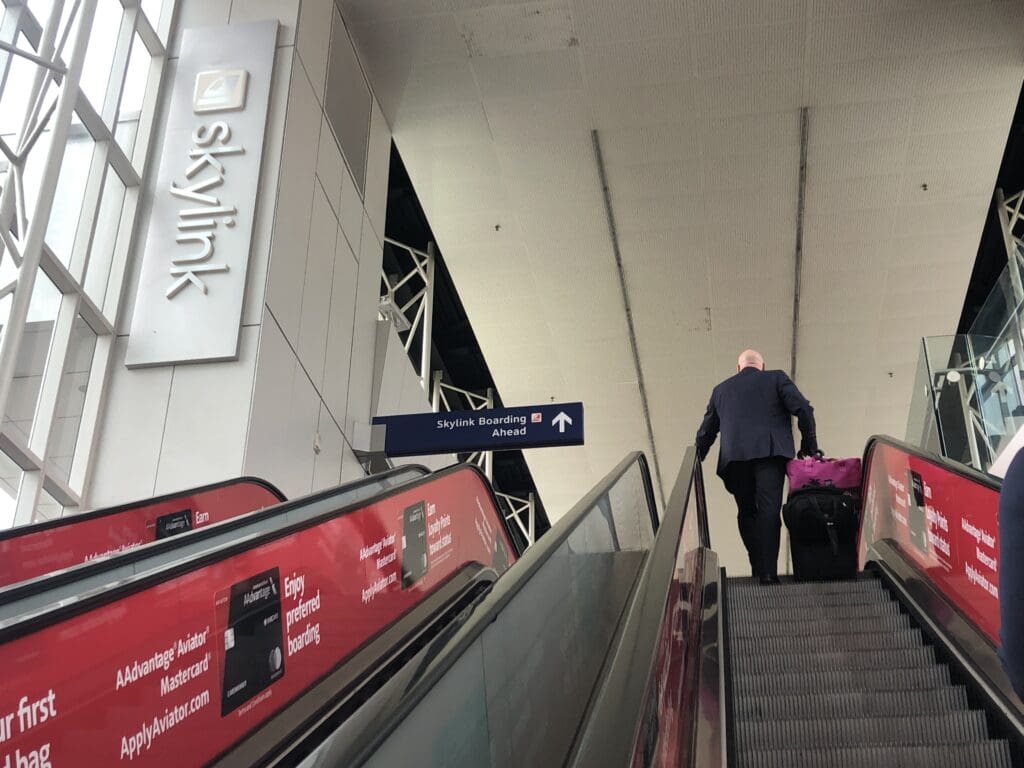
left=790, top=106, right=809, bottom=381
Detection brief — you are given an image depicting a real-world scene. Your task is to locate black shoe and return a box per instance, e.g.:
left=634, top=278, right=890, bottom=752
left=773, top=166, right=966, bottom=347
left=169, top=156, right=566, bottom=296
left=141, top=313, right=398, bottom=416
left=759, top=575, right=781, bottom=585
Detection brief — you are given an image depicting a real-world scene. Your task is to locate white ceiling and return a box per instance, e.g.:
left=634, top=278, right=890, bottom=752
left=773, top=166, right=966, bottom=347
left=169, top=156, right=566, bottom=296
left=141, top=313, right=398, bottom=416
left=339, top=0, right=1024, bottom=565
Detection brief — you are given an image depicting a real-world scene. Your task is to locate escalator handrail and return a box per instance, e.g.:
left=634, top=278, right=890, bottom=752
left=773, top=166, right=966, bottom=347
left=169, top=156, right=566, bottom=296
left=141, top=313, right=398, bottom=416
left=0, top=464, right=428, bottom=606
left=0, top=475, right=287, bottom=542
left=454, top=451, right=658, bottom=622
left=314, top=451, right=659, bottom=766
left=567, top=446, right=707, bottom=767
left=861, top=434, right=1001, bottom=494
left=0, top=462, right=506, bottom=644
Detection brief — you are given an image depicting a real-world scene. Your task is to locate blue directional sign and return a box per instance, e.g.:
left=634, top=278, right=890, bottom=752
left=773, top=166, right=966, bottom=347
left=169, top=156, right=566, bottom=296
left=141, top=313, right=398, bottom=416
left=372, top=402, right=584, bottom=458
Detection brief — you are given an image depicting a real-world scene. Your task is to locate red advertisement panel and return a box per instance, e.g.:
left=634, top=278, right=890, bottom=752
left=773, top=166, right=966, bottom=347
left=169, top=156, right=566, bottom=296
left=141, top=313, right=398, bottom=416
left=0, top=467, right=513, bottom=768
left=0, top=480, right=284, bottom=589
left=859, top=441, right=1000, bottom=644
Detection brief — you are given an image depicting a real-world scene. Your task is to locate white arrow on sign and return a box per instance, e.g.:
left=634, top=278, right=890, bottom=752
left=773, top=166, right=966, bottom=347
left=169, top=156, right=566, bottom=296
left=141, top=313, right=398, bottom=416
left=552, top=412, right=573, bottom=433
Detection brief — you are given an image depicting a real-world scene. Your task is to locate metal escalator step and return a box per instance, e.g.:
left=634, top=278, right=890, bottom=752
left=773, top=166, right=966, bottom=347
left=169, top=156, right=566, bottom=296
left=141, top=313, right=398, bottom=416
left=737, top=741, right=1014, bottom=768
left=734, top=666, right=951, bottom=697
left=731, top=627, right=923, bottom=655
left=736, top=686, right=970, bottom=720
left=728, top=579, right=882, bottom=597
left=737, top=710, right=989, bottom=751
left=733, top=645, right=935, bottom=675
left=728, top=612, right=912, bottom=639
left=729, top=587, right=887, bottom=610
left=729, top=600, right=900, bottom=627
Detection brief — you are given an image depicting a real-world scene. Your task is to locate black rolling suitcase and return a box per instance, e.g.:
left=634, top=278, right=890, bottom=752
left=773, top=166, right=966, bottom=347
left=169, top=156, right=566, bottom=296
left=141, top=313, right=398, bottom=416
left=783, top=486, right=859, bottom=581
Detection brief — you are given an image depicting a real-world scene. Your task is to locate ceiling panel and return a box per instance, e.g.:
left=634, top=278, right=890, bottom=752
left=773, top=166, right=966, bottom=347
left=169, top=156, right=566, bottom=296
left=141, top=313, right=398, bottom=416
left=341, top=0, right=1024, bottom=573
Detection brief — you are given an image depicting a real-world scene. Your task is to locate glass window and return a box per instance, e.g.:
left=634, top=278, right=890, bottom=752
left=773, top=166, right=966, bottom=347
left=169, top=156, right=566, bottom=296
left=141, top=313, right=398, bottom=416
left=141, top=0, right=165, bottom=35
left=0, top=449, right=22, bottom=530
left=48, top=315, right=96, bottom=484
left=0, top=33, right=37, bottom=139
left=4, top=271, right=61, bottom=445
left=79, top=0, right=124, bottom=118
left=21, top=121, right=56, bottom=236
left=25, top=1, right=83, bottom=59
left=45, top=114, right=97, bottom=269
left=84, top=167, right=126, bottom=310
left=0, top=0, right=174, bottom=525
left=115, top=33, right=152, bottom=161
left=0, top=294, right=13, bottom=343
left=33, top=487, right=63, bottom=523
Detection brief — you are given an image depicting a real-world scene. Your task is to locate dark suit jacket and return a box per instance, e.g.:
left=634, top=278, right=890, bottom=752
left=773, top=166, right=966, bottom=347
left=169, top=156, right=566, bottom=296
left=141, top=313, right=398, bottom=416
left=695, top=367, right=817, bottom=478
left=999, top=450, right=1024, bottom=699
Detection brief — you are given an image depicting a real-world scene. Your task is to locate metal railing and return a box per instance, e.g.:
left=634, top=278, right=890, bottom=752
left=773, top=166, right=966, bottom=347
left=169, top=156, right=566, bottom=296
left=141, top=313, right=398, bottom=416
left=380, top=237, right=434, bottom=394
left=906, top=185, right=1024, bottom=472
left=378, top=240, right=538, bottom=546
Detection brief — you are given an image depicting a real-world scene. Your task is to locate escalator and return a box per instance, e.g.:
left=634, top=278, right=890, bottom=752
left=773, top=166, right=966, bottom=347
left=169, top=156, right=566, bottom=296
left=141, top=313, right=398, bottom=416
left=0, top=463, right=520, bottom=767
left=5, top=436, right=1020, bottom=766
left=574, top=436, right=1024, bottom=767
left=728, top=578, right=1012, bottom=767
left=286, top=439, right=1022, bottom=767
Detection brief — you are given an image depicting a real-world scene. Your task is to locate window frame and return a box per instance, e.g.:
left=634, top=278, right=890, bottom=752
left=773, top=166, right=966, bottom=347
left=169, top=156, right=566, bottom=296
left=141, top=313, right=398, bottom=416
left=0, top=0, right=175, bottom=524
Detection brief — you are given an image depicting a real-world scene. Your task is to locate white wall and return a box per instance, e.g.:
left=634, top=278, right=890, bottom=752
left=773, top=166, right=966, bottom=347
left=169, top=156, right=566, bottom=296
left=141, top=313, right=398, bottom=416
left=243, top=0, right=393, bottom=500
left=90, top=0, right=399, bottom=507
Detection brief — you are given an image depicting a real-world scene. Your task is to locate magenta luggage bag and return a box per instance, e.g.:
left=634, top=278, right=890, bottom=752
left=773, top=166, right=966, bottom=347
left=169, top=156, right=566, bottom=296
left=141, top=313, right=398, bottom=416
left=786, top=456, right=862, bottom=495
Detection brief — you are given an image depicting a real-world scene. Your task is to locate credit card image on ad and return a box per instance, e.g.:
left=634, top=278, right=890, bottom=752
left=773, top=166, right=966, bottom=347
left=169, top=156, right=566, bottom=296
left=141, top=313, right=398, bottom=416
left=220, top=568, right=286, bottom=716
left=155, top=508, right=193, bottom=539
left=401, top=501, right=428, bottom=588
left=907, top=470, right=929, bottom=554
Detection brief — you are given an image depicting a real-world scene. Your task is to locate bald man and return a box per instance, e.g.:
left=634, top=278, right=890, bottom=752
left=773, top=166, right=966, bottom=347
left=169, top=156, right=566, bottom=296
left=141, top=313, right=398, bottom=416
left=695, top=349, right=818, bottom=584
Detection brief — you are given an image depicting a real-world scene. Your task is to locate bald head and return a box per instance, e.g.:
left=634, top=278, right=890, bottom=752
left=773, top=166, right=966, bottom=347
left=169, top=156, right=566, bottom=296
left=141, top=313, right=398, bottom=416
left=737, top=349, right=765, bottom=371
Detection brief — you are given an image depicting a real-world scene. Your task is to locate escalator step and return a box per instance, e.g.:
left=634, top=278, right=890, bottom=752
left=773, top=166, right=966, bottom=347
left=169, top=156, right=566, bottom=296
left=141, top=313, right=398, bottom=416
left=735, top=666, right=952, bottom=697
left=728, top=579, right=882, bottom=596
left=731, top=627, right=923, bottom=655
left=729, top=587, right=887, bottom=610
left=737, top=711, right=989, bottom=751
left=729, top=600, right=900, bottom=627
left=736, top=686, right=970, bottom=720
left=733, top=645, right=935, bottom=675
left=728, top=612, right=912, bottom=639
left=737, top=741, right=1014, bottom=768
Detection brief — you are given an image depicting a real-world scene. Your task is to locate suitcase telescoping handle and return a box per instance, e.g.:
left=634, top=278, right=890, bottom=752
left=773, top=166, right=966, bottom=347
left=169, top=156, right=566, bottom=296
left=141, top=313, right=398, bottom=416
left=808, top=495, right=841, bottom=556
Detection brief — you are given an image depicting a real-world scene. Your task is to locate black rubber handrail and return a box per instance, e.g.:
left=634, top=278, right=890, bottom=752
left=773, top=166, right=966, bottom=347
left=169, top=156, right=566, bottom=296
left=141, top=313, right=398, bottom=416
left=0, top=464, right=428, bottom=606
left=862, top=434, right=1001, bottom=492
left=305, top=451, right=659, bottom=766
left=0, top=462, right=509, bottom=644
left=0, top=475, right=287, bottom=542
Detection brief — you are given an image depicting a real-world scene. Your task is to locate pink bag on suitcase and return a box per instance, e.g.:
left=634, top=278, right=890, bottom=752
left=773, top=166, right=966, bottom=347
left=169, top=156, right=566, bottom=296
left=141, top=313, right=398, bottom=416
left=786, top=456, right=862, bottom=492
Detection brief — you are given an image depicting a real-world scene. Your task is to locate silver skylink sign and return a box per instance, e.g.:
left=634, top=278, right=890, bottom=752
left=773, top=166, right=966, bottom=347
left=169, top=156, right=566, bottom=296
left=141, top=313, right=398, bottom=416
left=126, top=21, right=277, bottom=367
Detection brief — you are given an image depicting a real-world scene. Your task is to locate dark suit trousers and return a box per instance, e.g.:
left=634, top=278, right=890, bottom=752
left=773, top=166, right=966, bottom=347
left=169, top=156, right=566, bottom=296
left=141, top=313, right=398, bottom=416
left=724, top=458, right=787, bottom=577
